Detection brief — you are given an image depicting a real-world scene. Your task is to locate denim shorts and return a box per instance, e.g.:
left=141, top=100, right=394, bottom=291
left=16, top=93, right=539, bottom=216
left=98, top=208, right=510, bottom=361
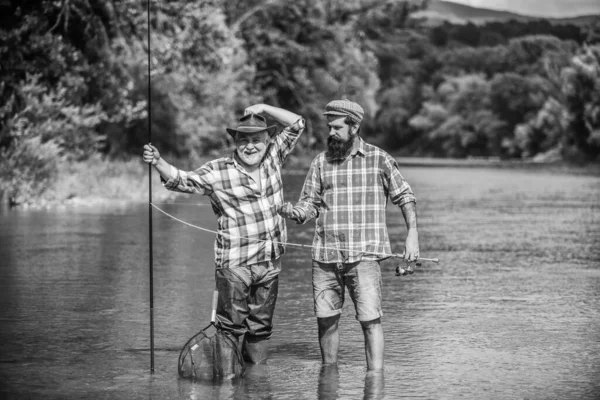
left=312, top=259, right=382, bottom=322
left=215, top=258, right=281, bottom=339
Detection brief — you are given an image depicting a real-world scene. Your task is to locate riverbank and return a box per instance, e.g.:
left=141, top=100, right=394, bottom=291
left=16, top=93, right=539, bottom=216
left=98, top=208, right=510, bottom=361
left=395, top=156, right=600, bottom=173
left=2, top=154, right=599, bottom=210
left=0, top=156, right=180, bottom=211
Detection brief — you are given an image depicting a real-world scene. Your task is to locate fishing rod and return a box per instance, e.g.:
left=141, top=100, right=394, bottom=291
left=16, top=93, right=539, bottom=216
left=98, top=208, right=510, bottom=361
left=146, top=0, right=155, bottom=373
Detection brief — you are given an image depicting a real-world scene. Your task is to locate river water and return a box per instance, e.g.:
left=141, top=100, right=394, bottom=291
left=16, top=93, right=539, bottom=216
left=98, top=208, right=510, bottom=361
left=1, top=165, right=599, bottom=399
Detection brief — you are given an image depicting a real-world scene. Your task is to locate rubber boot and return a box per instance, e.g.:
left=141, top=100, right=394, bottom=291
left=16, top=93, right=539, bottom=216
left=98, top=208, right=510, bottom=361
left=243, top=337, right=269, bottom=364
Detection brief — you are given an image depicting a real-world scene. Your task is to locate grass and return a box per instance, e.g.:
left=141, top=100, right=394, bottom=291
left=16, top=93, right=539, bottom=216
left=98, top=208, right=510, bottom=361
left=4, top=151, right=599, bottom=209
left=31, top=156, right=182, bottom=208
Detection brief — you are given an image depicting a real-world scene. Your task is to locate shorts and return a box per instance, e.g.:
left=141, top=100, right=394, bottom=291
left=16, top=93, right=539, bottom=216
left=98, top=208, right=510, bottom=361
left=215, top=258, right=281, bottom=339
left=312, top=259, right=382, bottom=322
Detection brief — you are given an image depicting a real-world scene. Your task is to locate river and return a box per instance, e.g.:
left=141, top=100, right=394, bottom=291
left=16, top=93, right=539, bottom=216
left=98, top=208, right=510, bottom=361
left=1, top=165, right=599, bottom=399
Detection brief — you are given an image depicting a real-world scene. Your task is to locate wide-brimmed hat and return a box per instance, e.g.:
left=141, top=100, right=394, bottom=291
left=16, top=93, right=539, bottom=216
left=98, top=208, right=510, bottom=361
left=226, top=113, right=277, bottom=138
left=323, top=99, right=364, bottom=124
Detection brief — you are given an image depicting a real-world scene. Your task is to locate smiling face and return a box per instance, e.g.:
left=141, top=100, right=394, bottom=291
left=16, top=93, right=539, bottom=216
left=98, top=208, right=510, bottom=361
left=235, top=130, right=269, bottom=169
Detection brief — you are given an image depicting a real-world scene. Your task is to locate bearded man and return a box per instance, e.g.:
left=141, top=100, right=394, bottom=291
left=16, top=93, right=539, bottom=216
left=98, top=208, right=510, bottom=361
left=280, top=99, right=418, bottom=371
left=143, top=104, right=304, bottom=363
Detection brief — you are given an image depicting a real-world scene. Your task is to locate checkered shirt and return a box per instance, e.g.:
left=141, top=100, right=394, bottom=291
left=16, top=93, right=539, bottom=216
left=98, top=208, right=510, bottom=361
left=162, top=119, right=305, bottom=269
left=294, top=137, right=416, bottom=263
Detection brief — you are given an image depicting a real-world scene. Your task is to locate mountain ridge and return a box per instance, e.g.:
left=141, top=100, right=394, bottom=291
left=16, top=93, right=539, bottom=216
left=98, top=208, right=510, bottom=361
left=412, top=0, right=600, bottom=25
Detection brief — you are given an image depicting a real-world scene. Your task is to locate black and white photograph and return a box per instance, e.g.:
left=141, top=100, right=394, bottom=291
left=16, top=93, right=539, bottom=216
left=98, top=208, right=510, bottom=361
left=1, top=0, right=599, bottom=398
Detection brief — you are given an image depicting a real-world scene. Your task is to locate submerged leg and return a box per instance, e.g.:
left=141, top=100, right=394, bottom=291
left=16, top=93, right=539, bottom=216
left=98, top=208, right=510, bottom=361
left=242, top=335, right=269, bottom=364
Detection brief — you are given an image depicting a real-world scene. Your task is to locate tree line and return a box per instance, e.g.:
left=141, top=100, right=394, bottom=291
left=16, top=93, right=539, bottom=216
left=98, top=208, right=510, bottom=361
left=1, top=0, right=599, bottom=202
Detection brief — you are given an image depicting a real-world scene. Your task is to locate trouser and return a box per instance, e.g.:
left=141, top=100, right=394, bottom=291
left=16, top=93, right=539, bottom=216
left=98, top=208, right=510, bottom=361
left=214, top=258, right=280, bottom=339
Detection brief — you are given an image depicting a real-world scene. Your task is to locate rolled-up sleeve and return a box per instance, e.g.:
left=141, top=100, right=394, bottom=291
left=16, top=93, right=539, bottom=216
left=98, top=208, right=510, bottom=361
left=294, top=156, right=321, bottom=224
left=161, top=163, right=214, bottom=195
left=384, top=156, right=416, bottom=207
left=274, top=117, right=305, bottom=164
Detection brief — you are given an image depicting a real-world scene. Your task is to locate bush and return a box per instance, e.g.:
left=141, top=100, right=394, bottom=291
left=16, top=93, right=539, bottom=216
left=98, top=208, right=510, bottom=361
left=0, top=136, right=60, bottom=206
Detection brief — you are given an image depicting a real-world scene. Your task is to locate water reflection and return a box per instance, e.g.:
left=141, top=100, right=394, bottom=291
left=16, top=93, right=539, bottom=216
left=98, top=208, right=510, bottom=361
left=316, top=365, right=385, bottom=400
left=317, top=365, right=339, bottom=399
left=363, top=370, right=385, bottom=400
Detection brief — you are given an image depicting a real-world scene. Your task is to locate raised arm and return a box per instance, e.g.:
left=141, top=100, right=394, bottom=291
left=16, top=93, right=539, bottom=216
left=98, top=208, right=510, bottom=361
left=244, top=104, right=301, bottom=127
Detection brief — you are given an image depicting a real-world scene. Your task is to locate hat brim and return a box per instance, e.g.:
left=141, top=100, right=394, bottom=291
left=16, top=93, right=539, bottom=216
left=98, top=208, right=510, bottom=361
left=323, top=111, right=349, bottom=117
left=323, top=111, right=351, bottom=117
left=226, top=125, right=278, bottom=138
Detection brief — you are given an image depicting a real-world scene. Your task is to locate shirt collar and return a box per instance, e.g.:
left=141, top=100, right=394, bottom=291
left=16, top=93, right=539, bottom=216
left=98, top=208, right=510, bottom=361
left=225, top=151, right=237, bottom=165
left=351, top=136, right=366, bottom=157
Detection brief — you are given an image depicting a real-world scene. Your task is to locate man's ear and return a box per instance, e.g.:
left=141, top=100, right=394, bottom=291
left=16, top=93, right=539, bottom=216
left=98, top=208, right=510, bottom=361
left=351, top=124, right=359, bottom=135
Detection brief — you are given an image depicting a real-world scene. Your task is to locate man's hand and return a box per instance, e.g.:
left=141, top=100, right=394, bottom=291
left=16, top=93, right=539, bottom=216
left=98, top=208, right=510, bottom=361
left=279, top=202, right=303, bottom=221
left=143, top=144, right=160, bottom=165
left=403, top=229, right=419, bottom=262
left=244, top=104, right=266, bottom=116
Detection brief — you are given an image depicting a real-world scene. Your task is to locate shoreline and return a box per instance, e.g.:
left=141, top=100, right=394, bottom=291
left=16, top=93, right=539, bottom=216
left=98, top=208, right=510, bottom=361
left=2, top=157, right=599, bottom=211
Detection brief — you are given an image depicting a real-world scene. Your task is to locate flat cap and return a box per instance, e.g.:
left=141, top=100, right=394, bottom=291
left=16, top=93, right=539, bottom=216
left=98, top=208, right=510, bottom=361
left=323, top=99, right=364, bottom=124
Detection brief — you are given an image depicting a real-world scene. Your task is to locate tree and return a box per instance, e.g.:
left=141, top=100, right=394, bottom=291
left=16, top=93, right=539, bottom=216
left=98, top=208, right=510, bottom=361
left=561, top=44, right=600, bottom=160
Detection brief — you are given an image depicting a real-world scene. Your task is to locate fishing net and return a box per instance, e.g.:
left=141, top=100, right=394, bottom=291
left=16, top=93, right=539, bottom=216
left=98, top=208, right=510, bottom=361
left=178, top=291, right=245, bottom=380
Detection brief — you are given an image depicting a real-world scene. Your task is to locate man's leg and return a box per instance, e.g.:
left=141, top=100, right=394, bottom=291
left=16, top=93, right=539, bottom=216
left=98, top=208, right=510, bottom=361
left=243, top=259, right=280, bottom=364
left=346, top=260, right=384, bottom=371
left=360, top=318, right=384, bottom=371
left=313, top=260, right=345, bottom=366
left=318, top=314, right=341, bottom=365
left=215, top=268, right=250, bottom=337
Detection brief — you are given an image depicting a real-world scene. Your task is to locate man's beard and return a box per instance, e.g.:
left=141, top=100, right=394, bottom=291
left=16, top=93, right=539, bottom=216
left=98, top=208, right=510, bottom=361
left=327, top=136, right=355, bottom=159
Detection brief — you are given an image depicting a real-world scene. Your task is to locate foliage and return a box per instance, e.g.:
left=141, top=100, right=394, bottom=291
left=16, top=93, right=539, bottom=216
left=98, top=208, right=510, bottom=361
left=0, top=136, right=60, bottom=206
left=561, top=44, right=600, bottom=159
left=237, top=0, right=381, bottom=145
left=2, top=0, right=600, bottom=206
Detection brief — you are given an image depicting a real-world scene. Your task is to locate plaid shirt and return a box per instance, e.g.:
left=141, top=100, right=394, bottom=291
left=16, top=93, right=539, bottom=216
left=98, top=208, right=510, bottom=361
left=294, top=137, right=416, bottom=263
left=162, top=119, right=304, bottom=269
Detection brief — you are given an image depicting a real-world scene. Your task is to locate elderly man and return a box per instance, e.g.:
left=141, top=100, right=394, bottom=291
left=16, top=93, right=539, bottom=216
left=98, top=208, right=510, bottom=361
left=143, top=104, right=305, bottom=363
left=280, top=99, right=419, bottom=371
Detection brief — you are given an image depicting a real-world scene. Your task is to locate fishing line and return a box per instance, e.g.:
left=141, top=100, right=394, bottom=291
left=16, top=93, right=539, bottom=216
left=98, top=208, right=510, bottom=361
left=150, top=202, right=438, bottom=263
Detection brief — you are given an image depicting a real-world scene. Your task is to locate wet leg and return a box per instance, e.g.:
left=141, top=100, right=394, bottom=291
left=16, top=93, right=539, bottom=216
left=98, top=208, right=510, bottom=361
left=360, top=318, right=384, bottom=371
left=318, top=315, right=341, bottom=365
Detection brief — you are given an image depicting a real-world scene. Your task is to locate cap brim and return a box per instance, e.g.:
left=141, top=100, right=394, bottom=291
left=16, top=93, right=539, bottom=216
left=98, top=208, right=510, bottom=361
left=227, top=125, right=278, bottom=137
left=323, top=111, right=349, bottom=117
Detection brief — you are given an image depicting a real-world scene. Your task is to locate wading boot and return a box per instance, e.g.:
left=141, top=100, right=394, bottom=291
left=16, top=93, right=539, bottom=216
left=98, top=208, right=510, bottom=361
left=242, top=337, right=269, bottom=364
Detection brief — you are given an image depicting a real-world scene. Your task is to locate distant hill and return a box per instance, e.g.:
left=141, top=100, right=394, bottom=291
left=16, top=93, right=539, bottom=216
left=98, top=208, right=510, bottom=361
left=411, top=0, right=600, bottom=26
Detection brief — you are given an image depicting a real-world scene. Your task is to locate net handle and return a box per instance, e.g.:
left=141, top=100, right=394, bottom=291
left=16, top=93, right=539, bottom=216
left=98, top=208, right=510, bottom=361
left=210, top=290, right=218, bottom=324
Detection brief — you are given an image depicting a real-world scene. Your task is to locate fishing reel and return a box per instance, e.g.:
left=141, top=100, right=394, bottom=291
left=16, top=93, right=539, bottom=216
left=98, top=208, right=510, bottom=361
left=392, top=254, right=439, bottom=277
left=395, top=261, right=421, bottom=276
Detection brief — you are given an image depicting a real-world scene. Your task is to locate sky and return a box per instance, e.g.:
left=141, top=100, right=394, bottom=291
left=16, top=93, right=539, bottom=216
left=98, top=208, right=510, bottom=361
left=446, top=0, right=600, bottom=18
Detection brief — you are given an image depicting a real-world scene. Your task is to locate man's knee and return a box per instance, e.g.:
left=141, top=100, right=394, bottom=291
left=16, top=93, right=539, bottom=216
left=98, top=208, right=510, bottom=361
left=360, top=317, right=381, bottom=330
left=318, top=314, right=340, bottom=329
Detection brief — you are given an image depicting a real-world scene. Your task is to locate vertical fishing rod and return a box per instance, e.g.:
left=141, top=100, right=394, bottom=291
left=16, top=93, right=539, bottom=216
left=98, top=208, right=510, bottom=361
left=147, top=0, right=155, bottom=373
